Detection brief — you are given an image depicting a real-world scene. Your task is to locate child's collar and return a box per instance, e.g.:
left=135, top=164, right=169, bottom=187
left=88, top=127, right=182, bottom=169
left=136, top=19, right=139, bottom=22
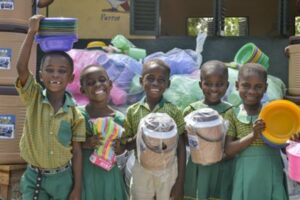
left=233, top=104, right=260, bottom=124
left=190, top=99, right=232, bottom=114
left=42, top=89, right=76, bottom=112
left=139, top=96, right=166, bottom=111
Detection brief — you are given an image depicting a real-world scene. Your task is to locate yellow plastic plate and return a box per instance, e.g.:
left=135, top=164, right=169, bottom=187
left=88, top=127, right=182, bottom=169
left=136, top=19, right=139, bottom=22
left=259, top=100, right=300, bottom=144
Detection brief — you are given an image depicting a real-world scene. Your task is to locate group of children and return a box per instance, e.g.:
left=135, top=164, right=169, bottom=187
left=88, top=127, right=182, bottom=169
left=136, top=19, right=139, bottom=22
left=15, top=15, right=294, bottom=200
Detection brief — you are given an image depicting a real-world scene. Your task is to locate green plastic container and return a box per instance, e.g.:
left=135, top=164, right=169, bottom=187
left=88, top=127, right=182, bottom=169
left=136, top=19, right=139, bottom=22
left=234, top=42, right=270, bottom=70
left=111, top=34, right=134, bottom=52
left=234, top=43, right=256, bottom=64
left=128, top=47, right=146, bottom=60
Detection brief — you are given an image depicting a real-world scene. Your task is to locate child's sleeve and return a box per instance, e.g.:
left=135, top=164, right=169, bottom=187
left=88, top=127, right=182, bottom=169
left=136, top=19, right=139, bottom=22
left=224, top=109, right=237, bottom=138
left=173, top=107, right=185, bottom=135
left=122, top=108, right=134, bottom=140
left=183, top=105, right=194, bottom=117
left=71, top=107, right=86, bottom=142
left=15, top=74, right=39, bottom=106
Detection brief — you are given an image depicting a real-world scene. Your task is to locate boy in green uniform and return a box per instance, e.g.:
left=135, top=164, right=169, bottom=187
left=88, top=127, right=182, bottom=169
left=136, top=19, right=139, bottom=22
left=15, top=15, right=85, bottom=200
left=116, top=59, right=186, bottom=200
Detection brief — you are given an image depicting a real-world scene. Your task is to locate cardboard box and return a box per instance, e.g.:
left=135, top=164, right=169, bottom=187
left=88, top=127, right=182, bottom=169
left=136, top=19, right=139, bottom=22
left=0, top=89, right=26, bottom=165
left=0, top=0, right=33, bottom=32
left=0, top=32, right=36, bottom=86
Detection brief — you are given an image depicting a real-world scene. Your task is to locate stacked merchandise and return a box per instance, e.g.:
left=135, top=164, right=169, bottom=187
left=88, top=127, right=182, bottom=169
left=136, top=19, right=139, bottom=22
left=67, top=36, right=287, bottom=112
left=0, top=0, right=32, bottom=32
left=0, top=1, right=37, bottom=164
left=284, top=36, right=300, bottom=104
left=0, top=1, right=36, bottom=199
left=234, top=42, right=270, bottom=70
left=283, top=37, right=300, bottom=198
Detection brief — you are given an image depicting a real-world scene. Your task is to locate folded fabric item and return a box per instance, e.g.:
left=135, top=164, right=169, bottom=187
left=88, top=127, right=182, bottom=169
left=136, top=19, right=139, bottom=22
left=89, top=117, right=123, bottom=171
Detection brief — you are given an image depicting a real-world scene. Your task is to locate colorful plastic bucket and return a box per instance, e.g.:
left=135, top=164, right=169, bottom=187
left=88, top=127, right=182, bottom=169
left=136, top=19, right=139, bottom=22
left=287, top=142, right=300, bottom=182
left=234, top=43, right=270, bottom=70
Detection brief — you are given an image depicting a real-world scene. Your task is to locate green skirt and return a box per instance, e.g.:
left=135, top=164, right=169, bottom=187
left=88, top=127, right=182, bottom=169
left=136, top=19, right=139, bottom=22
left=184, top=157, right=235, bottom=200
left=231, top=146, right=288, bottom=200
left=81, top=149, right=127, bottom=200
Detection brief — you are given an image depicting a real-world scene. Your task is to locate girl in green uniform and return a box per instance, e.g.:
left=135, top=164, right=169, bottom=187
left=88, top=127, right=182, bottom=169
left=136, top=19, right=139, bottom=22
left=79, top=64, right=127, bottom=200
left=224, top=63, right=288, bottom=200
left=183, top=60, right=233, bottom=200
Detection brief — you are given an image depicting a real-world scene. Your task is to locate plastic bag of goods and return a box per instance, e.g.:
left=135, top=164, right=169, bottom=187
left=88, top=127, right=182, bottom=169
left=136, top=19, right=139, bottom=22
left=137, top=113, right=178, bottom=173
left=164, top=71, right=203, bottom=110
left=185, top=108, right=226, bottom=165
left=144, top=48, right=199, bottom=75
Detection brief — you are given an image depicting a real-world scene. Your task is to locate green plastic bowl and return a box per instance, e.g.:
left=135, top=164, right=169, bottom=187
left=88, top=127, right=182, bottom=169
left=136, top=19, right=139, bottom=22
left=257, top=53, right=270, bottom=70
left=234, top=43, right=256, bottom=64
left=234, top=42, right=270, bottom=70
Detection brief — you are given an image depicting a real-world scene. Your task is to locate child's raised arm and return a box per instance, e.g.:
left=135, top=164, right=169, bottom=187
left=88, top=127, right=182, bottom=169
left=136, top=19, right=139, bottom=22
left=16, top=15, right=44, bottom=86
left=37, top=0, right=55, bottom=8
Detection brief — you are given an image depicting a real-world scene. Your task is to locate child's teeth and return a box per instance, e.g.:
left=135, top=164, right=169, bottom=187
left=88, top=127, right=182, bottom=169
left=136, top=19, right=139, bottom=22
left=96, top=90, right=104, bottom=94
left=50, top=81, right=60, bottom=84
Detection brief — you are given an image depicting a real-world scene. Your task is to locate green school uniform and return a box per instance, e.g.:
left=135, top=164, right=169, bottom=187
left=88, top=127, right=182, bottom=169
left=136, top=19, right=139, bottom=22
left=183, top=100, right=233, bottom=200
left=225, top=105, right=288, bottom=200
left=16, top=74, right=86, bottom=200
left=79, top=107, right=127, bottom=200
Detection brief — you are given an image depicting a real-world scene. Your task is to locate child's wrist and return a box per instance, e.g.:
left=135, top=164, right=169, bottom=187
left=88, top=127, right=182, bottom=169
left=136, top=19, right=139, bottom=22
left=27, top=30, right=37, bottom=36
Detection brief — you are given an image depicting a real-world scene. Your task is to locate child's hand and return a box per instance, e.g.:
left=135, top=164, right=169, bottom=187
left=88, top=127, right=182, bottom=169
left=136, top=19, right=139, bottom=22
left=84, top=135, right=102, bottom=149
left=170, top=181, right=183, bottom=200
left=38, top=0, right=54, bottom=8
left=28, top=15, right=44, bottom=34
left=68, top=188, right=80, bottom=200
left=253, top=119, right=265, bottom=138
left=290, top=132, right=300, bottom=142
left=113, top=138, right=125, bottom=155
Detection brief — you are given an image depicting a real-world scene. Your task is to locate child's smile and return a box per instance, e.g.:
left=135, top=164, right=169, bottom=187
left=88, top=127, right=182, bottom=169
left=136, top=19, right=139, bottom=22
left=80, top=66, right=112, bottom=103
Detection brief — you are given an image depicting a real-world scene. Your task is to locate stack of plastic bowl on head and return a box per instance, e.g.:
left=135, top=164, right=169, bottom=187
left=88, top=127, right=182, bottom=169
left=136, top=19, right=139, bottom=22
left=35, top=17, right=78, bottom=52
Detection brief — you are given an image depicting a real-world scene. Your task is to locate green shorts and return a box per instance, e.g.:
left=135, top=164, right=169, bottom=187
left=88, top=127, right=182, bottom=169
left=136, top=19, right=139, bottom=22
left=20, top=165, right=73, bottom=200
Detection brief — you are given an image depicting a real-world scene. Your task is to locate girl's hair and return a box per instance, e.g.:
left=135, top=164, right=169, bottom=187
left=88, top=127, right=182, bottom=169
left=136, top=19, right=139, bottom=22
left=79, top=64, right=106, bottom=86
left=238, top=63, right=267, bottom=82
left=40, top=51, right=74, bottom=72
left=200, top=60, right=228, bottom=80
left=142, top=59, right=171, bottom=77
